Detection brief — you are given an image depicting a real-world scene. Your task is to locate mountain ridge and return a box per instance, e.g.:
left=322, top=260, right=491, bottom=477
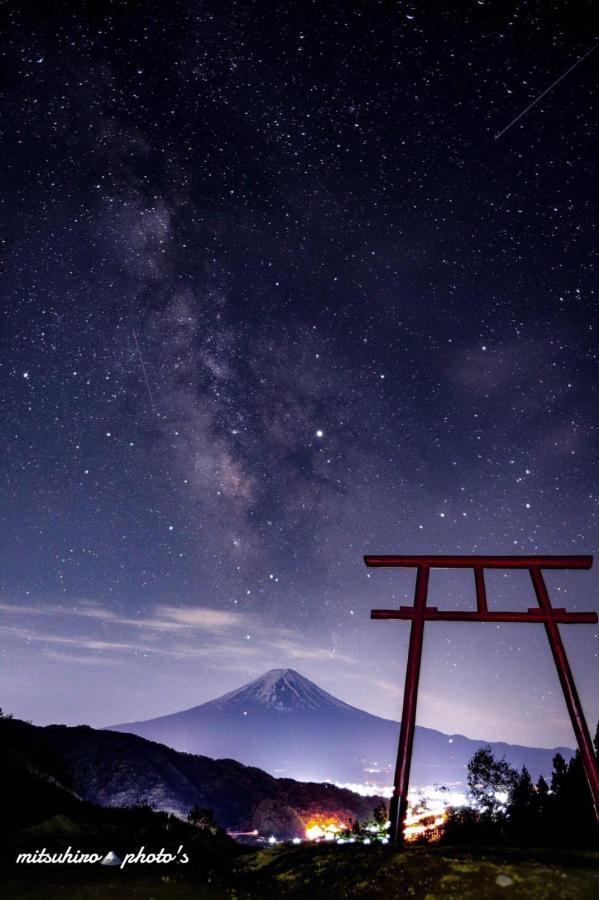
left=0, top=715, right=383, bottom=840
left=108, top=668, right=574, bottom=787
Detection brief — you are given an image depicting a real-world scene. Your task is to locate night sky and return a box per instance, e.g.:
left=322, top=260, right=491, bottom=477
left=1, top=1, right=598, bottom=750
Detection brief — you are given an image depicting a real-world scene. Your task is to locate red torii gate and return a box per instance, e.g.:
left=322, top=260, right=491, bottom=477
left=365, top=554, right=599, bottom=846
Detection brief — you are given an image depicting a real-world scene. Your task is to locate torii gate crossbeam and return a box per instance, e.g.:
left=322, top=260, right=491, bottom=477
left=365, top=554, right=599, bottom=846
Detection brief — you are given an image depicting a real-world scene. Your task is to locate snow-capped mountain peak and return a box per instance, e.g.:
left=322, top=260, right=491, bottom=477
left=210, top=667, right=355, bottom=713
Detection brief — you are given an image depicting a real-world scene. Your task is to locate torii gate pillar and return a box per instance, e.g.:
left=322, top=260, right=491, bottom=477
left=366, top=555, right=599, bottom=846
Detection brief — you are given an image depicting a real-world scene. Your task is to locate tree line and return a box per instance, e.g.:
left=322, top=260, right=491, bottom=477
left=442, top=720, right=599, bottom=848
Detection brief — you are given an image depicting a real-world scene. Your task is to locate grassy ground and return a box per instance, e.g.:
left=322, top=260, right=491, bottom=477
left=3, top=844, right=599, bottom=899
left=235, top=844, right=599, bottom=899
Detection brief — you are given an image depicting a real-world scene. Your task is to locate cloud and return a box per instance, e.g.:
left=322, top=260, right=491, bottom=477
left=0, top=625, right=148, bottom=655
left=269, top=638, right=356, bottom=664
left=371, top=677, right=404, bottom=697
left=42, top=649, right=124, bottom=667
left=0, top=601, right=118, bottom=621
left=0, top=600, right=251, bottom=633
left=151, top=606, right=245, bottom=630
left=0, top=602, right=357, bottom=671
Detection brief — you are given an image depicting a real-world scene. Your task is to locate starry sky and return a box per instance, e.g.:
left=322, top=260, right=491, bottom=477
left=1, top=0, right=598, bottom=749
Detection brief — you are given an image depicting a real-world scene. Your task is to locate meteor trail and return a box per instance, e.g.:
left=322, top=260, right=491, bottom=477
left=132, top=329, right=158, bottom=416
left=495, top=39, right=599, bottom=140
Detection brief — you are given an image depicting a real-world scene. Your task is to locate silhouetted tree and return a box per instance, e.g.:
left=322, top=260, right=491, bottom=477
left=507, top=766, right=536, bottom=844
left=551, top=752, right=568, bottom=796
left=535, top=774, right=549, bottom=806
left=442, top=805, right=494, bottom=846
left=467, top=745, right=517, bottom=820
left=550, top=749, right=597, bottom=847
left=372, top=800, right=388, bottom=827
left=535, top=774, right=550, bottom=831
left=442, top=721, right=599, bottom=849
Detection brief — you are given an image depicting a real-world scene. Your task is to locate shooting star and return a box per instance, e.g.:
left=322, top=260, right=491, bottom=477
left=132, top=329, right=158, bottom=416
left=495, top=39, right=599, bottom=140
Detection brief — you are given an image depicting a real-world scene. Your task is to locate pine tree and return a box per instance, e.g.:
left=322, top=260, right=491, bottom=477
left=546, top=729, right=599, bottom=849
left=550, top=753, right=568, bottom=796
left=508, top=766, right=536, bottom=844
left=535, top=775, right=549, bottom=817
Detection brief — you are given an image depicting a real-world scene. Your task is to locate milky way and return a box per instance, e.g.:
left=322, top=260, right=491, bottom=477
left=1, top=1, right=597, bottom=748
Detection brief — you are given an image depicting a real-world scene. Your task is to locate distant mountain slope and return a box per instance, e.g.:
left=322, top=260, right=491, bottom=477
left=109, top=668, right=574, bottom=787
left=0, top=715, right=383, bottom=839
left=0, top=715, right=237, bottom=868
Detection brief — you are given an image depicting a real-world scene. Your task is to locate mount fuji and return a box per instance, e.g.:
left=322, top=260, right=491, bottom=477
left=108, top=668, right=573, bottom=788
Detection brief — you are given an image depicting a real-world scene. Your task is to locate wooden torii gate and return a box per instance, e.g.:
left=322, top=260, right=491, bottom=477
left=365, top=554, right=599, bottom=846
